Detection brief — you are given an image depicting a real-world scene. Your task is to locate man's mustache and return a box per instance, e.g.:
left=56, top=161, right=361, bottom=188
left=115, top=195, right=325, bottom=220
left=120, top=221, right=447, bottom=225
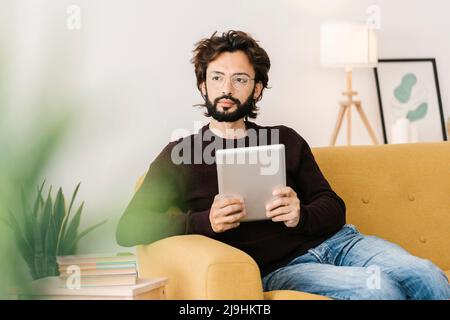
left=213, top=95, right=241, bottom=106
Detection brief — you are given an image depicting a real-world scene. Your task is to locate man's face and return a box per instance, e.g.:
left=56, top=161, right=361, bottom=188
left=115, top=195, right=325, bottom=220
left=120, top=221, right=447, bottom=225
left=201, top=51, right=262, bottom=122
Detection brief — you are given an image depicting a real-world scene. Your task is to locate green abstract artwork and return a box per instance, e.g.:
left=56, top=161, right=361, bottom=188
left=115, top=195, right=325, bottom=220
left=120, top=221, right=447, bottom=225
left=393, top=73, right=428, bottom=122
left=407, top=102, right=428, bottom=122
left=394, top=73, right=417, bottom=103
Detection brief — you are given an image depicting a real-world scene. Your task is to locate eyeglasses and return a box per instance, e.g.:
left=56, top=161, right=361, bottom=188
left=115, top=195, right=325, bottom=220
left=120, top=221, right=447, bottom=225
left=206, top=72, right=255, bottom=90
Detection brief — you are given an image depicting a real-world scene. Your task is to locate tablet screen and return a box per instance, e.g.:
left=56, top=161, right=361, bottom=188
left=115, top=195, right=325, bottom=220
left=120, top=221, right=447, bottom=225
left=216, top=144, right=286, bottom=222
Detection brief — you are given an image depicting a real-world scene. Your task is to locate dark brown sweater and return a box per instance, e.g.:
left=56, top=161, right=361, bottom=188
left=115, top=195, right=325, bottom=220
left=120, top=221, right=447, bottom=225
left=117, top=121, right=346, bottom=277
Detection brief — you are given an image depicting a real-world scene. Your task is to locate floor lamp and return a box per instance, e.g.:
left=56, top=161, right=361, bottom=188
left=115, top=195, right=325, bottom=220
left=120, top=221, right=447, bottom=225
left=321, top=22, right=380, bottom=146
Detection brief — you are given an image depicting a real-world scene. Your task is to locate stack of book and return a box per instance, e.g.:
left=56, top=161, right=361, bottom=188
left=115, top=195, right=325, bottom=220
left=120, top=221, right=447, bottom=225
left=57, top=253, right=138, bottom=287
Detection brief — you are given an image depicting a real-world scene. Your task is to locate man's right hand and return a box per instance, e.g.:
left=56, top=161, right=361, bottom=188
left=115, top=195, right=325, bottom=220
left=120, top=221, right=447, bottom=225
left=209, top=194, right=247, bottom=233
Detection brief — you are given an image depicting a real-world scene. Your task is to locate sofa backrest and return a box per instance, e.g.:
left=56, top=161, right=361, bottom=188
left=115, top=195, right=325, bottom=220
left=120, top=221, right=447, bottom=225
left=312, top=142, right=450, bottom=271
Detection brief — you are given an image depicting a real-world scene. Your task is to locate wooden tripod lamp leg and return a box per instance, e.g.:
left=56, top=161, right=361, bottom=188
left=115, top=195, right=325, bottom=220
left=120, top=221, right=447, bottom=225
left=330, top=103, right=347, bottom=146
left=355, top=102, right=379, bottom=144
left=347, top=102, right=352, bottom=145
left=346, top=69, right=352, bottom=146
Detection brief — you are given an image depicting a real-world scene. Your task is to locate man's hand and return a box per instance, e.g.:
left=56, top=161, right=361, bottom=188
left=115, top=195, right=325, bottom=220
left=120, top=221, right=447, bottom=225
left=210, top=194, right=247, bottom=233
left=265, top=186, right=301, bottom=228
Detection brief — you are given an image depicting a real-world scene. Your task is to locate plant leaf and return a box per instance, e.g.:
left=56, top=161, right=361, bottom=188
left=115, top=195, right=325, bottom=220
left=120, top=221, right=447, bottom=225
left=68, top=182, right=81, bottom=215
left=59, top=202, right=83, bottom=255
left=7, top=209, right=33, bottom=260
left=20, top=188, right=34, bottom=248
left=7, top=209, right=24, bottom=241
left=53, top=187, right=66, bottom=235
left=74, top=219, right=107, bottom=243
left=20, top=187, right=29, bottom=216
left=56, top=183, right=79, bottom=255
left=57, top=214, right=69, bottom=255
left=45, top=210, right=58, bottom=277
left=32, top=180, right=46, bottom=217
left=33, top=205, right=45, bottom=279
left=6, top=211, right=35, bottom=279
left=40, top=187, right=53, bottom=246
left=65, top=220, right=107, bottom=255
left=0, top=216, right=13, bottom=229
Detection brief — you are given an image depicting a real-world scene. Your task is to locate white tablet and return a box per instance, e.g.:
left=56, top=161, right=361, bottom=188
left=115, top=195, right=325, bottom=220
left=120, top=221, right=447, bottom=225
left=216, top=144, right=286, bottom=222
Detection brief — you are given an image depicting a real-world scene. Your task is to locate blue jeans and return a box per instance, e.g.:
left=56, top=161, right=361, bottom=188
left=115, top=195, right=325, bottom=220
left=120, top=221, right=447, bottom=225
left=262, top=224, right=450, bottom=300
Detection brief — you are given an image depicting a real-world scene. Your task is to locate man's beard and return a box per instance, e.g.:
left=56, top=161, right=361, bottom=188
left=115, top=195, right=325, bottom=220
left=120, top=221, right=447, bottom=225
left=205, top=87, right=255, bottom=122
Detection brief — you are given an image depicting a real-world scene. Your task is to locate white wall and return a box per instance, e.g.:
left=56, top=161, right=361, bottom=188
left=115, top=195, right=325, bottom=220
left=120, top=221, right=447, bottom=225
left=5, top=0, right=450, bottom=253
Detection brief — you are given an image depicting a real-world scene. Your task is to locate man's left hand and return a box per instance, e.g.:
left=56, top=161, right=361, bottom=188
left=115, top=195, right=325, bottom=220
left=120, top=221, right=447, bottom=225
left=265, top=186, right=301, bottom=228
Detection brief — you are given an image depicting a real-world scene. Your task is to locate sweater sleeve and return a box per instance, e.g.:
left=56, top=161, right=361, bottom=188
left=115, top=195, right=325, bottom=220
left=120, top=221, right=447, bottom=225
left=116, top=142, right=187, bottom=247
left=290, top=131, right=346, bottom=236
left=185, top=209, right=219, bottom=238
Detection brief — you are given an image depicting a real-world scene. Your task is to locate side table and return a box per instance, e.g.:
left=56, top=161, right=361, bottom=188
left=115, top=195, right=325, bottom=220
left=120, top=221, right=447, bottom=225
left=12, top=277, right=168, bottom=300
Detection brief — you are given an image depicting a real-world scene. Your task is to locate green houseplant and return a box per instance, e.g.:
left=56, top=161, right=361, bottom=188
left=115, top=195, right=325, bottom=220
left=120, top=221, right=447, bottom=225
left=3, top=181, right=107, bottom=280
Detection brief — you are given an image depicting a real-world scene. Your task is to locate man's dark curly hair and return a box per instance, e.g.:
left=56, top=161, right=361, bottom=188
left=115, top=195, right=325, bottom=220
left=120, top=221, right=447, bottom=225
left=191, top=30, right=271, bottom=119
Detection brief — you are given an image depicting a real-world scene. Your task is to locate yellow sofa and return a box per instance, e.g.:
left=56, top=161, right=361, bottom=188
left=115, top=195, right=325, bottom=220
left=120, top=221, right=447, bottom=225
left=136, top=142, right=450, bottom=299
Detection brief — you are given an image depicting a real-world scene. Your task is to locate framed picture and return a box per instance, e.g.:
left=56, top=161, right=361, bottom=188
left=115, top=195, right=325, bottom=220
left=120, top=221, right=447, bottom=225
left=374, top=58, right=447, bottom=144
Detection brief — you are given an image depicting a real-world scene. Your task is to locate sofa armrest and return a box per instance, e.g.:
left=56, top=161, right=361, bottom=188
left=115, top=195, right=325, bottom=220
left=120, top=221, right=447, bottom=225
left=137, top=235, right=264, bottom=300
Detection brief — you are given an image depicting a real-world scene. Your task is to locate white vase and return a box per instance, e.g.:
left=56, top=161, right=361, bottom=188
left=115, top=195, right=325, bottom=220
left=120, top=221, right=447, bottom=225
left=391, top=118, right=411, bottom=144
left=410, top=122, right=419, bottom=143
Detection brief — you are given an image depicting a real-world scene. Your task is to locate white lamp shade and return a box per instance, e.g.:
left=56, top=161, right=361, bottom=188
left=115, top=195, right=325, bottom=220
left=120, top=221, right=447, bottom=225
left=320, top=22, right=378, bottom=68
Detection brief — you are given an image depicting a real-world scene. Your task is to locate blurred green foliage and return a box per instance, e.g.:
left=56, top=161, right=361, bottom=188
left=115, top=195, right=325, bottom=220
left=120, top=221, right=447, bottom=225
left=0, top=42, right=85, bottom=297
left=3, top=181, right=107, bottom=280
